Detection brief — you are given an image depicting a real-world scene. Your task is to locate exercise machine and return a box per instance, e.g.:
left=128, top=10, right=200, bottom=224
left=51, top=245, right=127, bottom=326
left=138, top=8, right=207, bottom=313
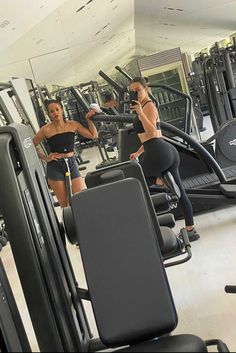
left=0, top=123, right=229, bottom=352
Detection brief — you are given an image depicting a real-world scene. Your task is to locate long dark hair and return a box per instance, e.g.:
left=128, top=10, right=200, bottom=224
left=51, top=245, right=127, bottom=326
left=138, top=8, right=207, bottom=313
left=44, top=98, right=64, bottom=111
left=129, top=77, right=149, bottom=87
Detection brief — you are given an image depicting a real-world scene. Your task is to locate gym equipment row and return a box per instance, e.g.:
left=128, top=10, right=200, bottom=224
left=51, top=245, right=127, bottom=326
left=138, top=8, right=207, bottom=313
left=0, top=123, right=230, bottom=352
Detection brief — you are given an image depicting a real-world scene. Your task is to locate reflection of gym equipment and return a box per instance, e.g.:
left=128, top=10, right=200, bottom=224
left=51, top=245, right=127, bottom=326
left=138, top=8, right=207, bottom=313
left=92, top=113, right=236, bottom=218
left=0, top=258, right=31, bottom=352
left=0, top=123, right=229, bottom=352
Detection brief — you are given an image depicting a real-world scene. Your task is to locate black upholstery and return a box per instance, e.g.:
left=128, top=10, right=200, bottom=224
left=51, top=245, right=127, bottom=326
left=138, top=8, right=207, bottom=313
left=85, top=161, right=176, bottom=254
left=70, top=179, right=226, bottom=352
left=116, top=335, right=208, bottom=352
left=160, top=227, right=180, bottom=256
left=71, top=179, right=178, bottom=347
left=100, top=169, right=125, bottom=184
left=158, top=214, right=175, bottom=229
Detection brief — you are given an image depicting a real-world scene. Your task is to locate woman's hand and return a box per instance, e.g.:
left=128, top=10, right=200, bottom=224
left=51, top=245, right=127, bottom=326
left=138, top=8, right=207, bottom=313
left=86, top=109, right=97, bottom=120
left=130, top=151, right=139, bottom=161
left=129, top=101, right=143, bottom=117
left=46, top=153, right=63, bottom=162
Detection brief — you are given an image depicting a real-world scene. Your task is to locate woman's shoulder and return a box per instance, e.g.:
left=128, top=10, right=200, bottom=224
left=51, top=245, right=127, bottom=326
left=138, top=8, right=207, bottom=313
left=143, top=100, right=157, bottom=112
left=37, top=123, right=50, bottom=134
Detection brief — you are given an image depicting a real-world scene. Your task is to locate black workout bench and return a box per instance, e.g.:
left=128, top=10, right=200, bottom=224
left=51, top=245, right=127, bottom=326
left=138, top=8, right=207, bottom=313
left=70, top=178, right=229, bottom=352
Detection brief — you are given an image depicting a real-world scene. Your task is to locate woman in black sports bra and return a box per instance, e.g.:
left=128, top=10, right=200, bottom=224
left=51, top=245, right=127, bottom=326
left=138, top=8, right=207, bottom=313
left=33, top=98, right=98, bottom=208
left=129, top=77, right=199, bottom=242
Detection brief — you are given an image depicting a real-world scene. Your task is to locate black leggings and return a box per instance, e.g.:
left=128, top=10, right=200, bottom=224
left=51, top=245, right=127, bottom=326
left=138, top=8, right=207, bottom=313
left=140, top=138, right=194, bottom=227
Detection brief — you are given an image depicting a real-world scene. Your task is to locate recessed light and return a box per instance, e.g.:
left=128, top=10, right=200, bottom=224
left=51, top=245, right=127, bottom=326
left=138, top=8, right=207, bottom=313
left=0, top=20, right=10, bottom=29
left=76, top=6, right=85, bottom=13
left=36, top=39, right=43, bottom=45
left=102, top=23, right=110, bottom=30
left=176, top=8, right=184, bottom=11
left=87, top=0, right=93, bottom=4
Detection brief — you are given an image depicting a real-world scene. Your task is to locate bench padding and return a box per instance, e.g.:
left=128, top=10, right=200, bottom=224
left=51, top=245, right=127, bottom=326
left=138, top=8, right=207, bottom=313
left=71, top=179, right=177, bottom=347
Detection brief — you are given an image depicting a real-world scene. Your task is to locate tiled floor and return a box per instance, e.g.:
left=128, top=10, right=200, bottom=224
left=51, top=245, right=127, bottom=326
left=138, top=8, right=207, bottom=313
left=1, top=118, right=236, bottom=351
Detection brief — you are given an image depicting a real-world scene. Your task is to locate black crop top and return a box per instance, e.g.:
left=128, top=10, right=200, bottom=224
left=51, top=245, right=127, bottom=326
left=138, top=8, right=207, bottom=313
left=47, top=132, right=75, bottom=153
left=133, top=100, right=161, bottom=133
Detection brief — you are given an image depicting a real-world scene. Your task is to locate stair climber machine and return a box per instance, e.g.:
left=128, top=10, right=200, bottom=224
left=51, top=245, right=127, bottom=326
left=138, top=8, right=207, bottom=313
left=89, top=67, right=236, bottom=219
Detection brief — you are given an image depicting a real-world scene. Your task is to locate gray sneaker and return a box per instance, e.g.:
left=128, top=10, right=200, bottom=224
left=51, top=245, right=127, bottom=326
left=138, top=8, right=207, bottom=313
left=187, top=228, right=200, bottom=242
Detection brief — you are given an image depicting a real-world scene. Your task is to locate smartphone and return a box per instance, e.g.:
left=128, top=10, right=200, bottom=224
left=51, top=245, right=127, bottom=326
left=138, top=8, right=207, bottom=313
left=128, top=91, right=138, bottom=105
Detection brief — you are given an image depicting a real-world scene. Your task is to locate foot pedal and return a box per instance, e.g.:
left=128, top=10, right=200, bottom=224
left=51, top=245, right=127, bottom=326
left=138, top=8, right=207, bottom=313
left=163, top=171, right=181, bottom=199
left=220, top=184, right=236, bottom=198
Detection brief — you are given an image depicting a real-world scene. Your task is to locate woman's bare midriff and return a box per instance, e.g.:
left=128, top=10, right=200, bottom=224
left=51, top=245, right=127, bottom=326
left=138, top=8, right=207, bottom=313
left=59, top=152, right=75, bottom=158
left=138, top=131, right=162, bottom=144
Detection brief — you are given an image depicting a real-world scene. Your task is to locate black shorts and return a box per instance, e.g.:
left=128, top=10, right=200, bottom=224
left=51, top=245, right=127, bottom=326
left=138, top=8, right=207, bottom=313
left=46, top=157, right=81, bottom=181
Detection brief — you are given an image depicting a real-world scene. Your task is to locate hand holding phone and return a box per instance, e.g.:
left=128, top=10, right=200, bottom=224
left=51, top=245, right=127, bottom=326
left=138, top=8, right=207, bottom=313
left=128, top=91, right=139, bottom=104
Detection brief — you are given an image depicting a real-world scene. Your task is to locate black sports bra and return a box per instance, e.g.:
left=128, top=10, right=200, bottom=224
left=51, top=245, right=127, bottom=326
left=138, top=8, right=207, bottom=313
left=133, top=100, right=161, bottom=134
left=47, top=132, right=75, bottom=153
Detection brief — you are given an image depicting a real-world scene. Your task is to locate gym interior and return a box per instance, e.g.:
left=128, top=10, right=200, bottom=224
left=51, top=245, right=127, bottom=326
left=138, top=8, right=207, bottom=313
left=1, top=0, right=236, bottom=352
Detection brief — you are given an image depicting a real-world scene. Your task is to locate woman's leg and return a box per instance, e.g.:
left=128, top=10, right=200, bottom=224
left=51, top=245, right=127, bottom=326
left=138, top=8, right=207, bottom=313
left=48, top=179, right=68, bottom=208
left=168, top=167, right=194, bottom=228
left=167, top=145, right=194, bottom=229
left=72, top=177, right=87, bottom=194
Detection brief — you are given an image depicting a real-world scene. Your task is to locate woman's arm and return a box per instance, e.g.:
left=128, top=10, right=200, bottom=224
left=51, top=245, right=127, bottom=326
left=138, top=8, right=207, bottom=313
left=32, top=127, right=48, bottom=162
left=73, top=110, right=98, bottom=139
left=136, top=145, right=144, bottom=156
left=130, top=145, right=144, bottom=160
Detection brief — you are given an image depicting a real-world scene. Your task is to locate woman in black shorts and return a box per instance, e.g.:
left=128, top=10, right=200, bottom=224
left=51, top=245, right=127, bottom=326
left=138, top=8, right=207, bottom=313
left=33, top=98, right=98, bottom=208
left=129, top=77, right=199, bottom=242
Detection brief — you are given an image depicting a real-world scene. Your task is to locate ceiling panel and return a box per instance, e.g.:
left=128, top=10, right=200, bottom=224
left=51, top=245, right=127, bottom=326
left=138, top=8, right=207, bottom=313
left=0, top=0, right=235, bottom=85
left=0, top=0, right=67, bottom=53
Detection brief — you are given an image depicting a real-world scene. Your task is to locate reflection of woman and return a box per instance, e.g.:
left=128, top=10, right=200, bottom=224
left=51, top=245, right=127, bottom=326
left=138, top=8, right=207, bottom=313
left=33, top=98, right=98, bottom=208
left=129, top=77, right=199, bottom=242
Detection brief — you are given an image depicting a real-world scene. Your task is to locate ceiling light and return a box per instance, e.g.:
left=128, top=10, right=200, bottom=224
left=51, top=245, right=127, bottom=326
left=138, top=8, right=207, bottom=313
left=76, top=6, right=85, bottom=13
left=0, top=20, right=10, bottom=29
left=87, top=0, right=93, bottom=3
left=36, top=39, right=43, bottom=45
left=162, top=23, right=176, bottom=27
left=164, top=7, right=184, bottom=12
left=102, top=23, right=110, bottom=30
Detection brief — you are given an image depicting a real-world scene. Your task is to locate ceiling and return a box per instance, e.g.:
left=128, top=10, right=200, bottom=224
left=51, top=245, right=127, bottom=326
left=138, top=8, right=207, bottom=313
left=0, top=0, right=235, bottom=86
